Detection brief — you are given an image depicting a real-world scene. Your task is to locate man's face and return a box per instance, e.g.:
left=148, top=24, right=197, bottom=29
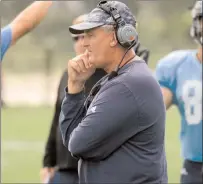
left=83, top=27, right=114, bottom=68
left=73, top=34, right=86, bottom=56
left=200, top=16, right=203, bottom=45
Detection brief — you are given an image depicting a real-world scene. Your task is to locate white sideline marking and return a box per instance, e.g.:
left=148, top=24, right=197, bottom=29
left=2, top=140, right=45, bottom=152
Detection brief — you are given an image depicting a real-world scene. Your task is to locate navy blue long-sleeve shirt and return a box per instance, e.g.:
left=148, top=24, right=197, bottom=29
left=59, top=58, right=168, bottom=183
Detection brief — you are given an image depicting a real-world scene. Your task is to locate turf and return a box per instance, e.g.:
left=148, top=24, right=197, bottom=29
left=1, top=106, right=181, bottom=183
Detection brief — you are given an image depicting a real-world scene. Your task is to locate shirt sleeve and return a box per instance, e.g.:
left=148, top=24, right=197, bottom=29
left=1, top=26, right=12, bottom=61
left=61, top=81, right=139, bottom=161
left=59, top=89, right=87, bottom=154
left=155, top=51, right=183, bottom=105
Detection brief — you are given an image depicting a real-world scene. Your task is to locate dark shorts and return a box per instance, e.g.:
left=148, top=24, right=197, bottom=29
left=180, top=159, right=202, bottom=184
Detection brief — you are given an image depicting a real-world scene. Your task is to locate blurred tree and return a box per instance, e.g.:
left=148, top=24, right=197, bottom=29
left=1, top=0, right=198, bottom=72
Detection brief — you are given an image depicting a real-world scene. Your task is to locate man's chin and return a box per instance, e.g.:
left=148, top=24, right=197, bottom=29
left=89, top=57, right=103, bottom=68
left=89, top=56, right=95, bottom=65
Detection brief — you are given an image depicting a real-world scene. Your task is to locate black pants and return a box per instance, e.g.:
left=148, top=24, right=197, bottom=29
left=49, top=169, right=78, bottom=184
left=181, top=159, right=202, bottom=184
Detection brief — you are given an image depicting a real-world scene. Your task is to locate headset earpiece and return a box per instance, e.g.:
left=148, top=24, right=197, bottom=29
left=98, top=1, right=138, bottom=48
left=117, top=25, right=138, bottom=48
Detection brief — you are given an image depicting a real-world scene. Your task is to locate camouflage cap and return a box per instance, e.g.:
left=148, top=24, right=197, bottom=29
left=71, top=14, right=88, bottom=38
left=69, top=1, right=136, bottom=34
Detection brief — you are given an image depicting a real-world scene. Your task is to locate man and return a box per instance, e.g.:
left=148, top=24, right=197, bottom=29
left=40, top=14, right=107, bottom=184
left=41, top=13, right=150, bottom=184
left=1, top=1, right=52, bottom=61
left=155, top=1, right=202, bottom=183
left=59, top=1, right=167, bottom=183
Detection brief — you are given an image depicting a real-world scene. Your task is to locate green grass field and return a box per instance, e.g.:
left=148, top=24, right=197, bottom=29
left=1, top=106, right=181, bottom=183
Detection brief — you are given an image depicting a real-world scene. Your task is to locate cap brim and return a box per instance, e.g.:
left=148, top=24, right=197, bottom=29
left=71, top=33, right=85, bottom=38
left=69, top=22, right=105, bottom=35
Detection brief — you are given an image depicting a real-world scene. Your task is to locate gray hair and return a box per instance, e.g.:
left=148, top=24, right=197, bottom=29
left=101, top=25, right=115, bottom=33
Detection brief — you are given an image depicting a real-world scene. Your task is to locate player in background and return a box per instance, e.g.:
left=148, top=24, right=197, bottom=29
left=155, top=1, right=202, bottom=183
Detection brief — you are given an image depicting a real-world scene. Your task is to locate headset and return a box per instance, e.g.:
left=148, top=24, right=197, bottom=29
left=97, top=0, right=138, bottom=48
left=97, top=0, right=139, bottom=80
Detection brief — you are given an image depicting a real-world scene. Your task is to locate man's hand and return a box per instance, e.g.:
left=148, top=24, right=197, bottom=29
left=67, top=50, right=96, bottom=94
left=40, top=167, right=55, bottom=184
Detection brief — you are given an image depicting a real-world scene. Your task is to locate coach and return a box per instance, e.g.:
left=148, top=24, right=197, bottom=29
left=59, top=1, right=167, bottom=183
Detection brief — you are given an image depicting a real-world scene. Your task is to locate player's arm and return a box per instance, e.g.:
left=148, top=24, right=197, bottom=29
left=161, top=87, right=173, bottom=110
left=1, top=27, right=12, bottom=61
left=155, top=53, right=178, bottom=110
left=1, top=1, right=52, bottom=61
left=10, top=1, right=52, bottom=45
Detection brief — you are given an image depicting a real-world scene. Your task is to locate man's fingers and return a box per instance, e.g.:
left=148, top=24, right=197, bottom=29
left=70, top=60, right=81, bottom=73
left=69, top=52, right=95, bottom=77
left=83, top=56, right=90, bottom=69
left=83, top=50, right=91, bottom=68
left=77, top=58, right=87, bottom=72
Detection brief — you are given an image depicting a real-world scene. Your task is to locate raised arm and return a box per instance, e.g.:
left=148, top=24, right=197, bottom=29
left=1, top=1, right=52, bottom=61
left=10, top=1, right=53, bottom=45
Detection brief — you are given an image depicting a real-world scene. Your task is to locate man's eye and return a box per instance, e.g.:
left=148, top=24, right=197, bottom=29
left=87, top=33, right=93, bottom=37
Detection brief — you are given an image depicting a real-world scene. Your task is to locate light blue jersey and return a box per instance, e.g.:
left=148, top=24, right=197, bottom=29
left=155, top=50, right=202, bottom=162
left=1, top=26, right=12, bottom=61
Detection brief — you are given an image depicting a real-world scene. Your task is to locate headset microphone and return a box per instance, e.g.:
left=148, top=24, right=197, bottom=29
left=108, top=40, right=138, bottom=80
left=108, top=71, right=118, bottom=80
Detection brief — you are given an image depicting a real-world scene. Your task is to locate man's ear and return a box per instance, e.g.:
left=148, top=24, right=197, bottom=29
left=110, top=32, right=118, bottom=47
